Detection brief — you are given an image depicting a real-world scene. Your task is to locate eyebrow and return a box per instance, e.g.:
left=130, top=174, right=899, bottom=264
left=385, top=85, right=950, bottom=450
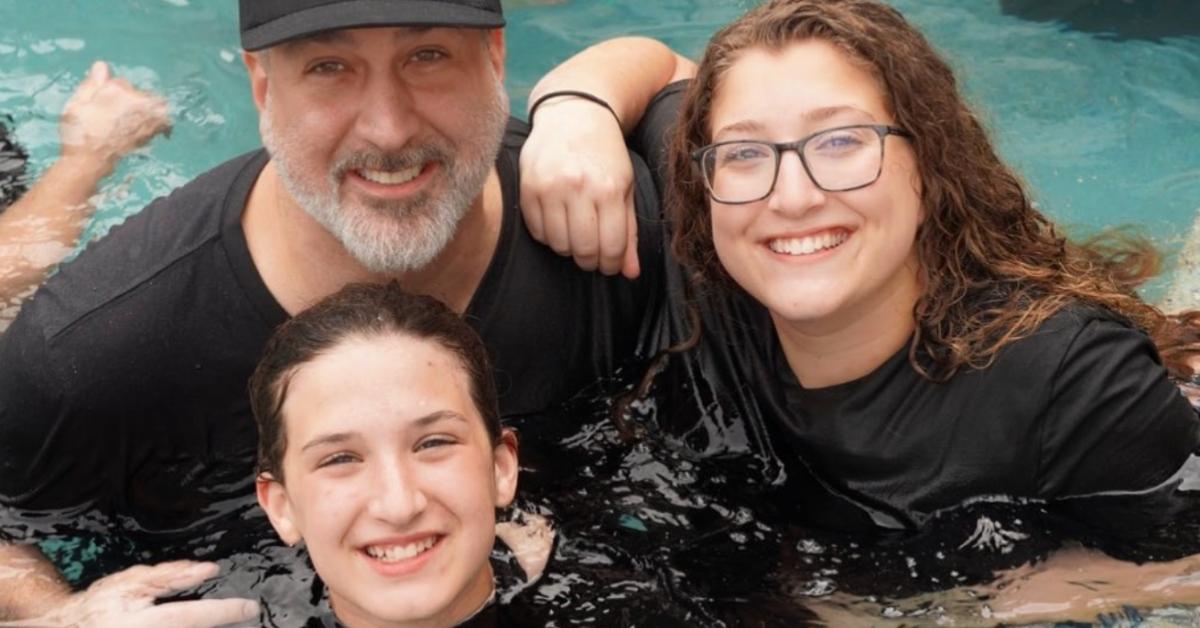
left=298, top=410, right=470, bottom=453
left=714, top=105, right=877, bottom=140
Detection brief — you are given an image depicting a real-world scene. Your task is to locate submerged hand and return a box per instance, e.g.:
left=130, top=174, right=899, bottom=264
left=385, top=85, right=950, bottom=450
left=30, top=560, right=258, bottom=628
left=496, top=512, right=555, bottom=582
left=58, top=60, right=171, bottom=175
left=520, top=97, right=640, bottom=279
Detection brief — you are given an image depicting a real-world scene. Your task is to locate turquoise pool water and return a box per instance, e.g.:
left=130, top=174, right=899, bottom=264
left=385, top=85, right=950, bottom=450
left=3, top=1, right=1200, bottom=625
left=2, top=0, right=1198, bottom=276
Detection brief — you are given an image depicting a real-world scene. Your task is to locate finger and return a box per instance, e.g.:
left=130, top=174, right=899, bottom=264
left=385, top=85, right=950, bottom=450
left=91, top=60, right=111, bottom=82
left=541, top=199, right=572, bottom=257
left=595, top=189, right=630, bottom=276
left=70, top=61, right=108, bottom=102
left=621, top=191, right=641, bottom=281
left=566, top=199, right=600, bottom=272
left=136, top=598, right=260, bottom=628
left=521, top=194, right=545, bottom=242
left=119, top=561, right=220, bottom=595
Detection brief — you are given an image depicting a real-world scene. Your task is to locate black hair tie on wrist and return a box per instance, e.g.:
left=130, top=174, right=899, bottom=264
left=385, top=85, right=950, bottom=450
left=527, top=90, right=621, bottom=129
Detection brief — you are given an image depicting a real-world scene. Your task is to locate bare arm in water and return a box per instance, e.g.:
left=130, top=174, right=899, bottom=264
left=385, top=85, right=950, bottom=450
left=520, top=36, right=695, bottom=279
left=0, top=61, right=170, bottom=304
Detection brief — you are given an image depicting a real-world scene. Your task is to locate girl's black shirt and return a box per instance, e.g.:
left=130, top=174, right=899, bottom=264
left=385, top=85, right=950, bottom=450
left=762, top=305, right=1200, bottom=529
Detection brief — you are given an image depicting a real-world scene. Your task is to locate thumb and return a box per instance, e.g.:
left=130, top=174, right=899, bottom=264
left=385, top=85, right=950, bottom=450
left=621, top=190, right=641, bottom=280
left=136, top=598, right=260, bottom=628
left=70, top=61, right=108, bottom=103
left=89, top=60, right=111, bottom=82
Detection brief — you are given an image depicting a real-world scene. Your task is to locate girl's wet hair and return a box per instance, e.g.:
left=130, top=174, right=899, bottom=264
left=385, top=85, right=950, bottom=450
left=668, top=0, right=1199, bottom=380
left=249, top=281, right=501, bottom=481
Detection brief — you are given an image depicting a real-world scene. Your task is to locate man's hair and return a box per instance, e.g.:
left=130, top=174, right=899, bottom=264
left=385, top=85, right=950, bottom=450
left=249, top=282, right=501, bottom=481
left=668, top=0, right=1198, bottom=380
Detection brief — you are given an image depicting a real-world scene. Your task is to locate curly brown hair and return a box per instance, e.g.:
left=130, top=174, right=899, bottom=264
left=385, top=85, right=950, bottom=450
left=668, top=0, right=1198, bottom=380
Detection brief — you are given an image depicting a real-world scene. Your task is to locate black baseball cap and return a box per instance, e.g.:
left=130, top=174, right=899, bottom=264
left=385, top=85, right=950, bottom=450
left=240, top=0, right=505, bottom=51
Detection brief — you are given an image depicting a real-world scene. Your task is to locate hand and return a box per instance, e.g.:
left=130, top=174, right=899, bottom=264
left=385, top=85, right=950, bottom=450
left=58, top=61, right=171, bottom=175
left=496, top=511, right=555, bottom=581
left=28, top=561, right=259, bottom=628
left=520, top=97, right=640, bottom=279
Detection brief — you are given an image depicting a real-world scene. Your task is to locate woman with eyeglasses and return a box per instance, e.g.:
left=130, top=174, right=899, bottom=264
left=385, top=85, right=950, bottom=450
left=524, top=0, right=1200, bottom=532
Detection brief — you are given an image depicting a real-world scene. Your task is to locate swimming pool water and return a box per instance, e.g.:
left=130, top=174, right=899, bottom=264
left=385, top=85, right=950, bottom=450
left=3, top=1, right=1200, bottom=625
left=2, top=0, right=1198, bottom=270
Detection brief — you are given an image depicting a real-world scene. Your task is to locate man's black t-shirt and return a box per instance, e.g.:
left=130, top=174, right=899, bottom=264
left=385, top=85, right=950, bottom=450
left=0, top=115, right=666, bottom=536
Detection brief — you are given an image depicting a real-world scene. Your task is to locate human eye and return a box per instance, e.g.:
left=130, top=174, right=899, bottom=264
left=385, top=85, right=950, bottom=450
left=316, top=451, right=360, bottom=468
left=408, top=48, right=449, bottom=65
left=306, top=59, right=347, bottom=76
left=812, top=128, right=869, bottom=154
left=415, top=435, right=459, bottom=452
left=718, top=143, right=772, bottom=167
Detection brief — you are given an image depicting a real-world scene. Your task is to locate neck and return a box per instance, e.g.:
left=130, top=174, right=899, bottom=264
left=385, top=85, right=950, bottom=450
left=243, top=161, right=502, bottom=315
left=774, top=262, right=922, bottom=389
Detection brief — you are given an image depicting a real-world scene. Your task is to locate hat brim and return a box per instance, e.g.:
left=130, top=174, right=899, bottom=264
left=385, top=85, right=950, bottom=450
left=242, top=0, right=505, bottom=51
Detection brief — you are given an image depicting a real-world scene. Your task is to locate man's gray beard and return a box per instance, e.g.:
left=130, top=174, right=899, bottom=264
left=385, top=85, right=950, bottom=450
left=260, top=83, right=508, bottom=274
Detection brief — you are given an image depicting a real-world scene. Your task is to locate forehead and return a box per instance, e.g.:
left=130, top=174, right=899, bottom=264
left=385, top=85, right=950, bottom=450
left=272, top=25, right=482, bottom=55
left=280, top=334, right=481, bottom=442
left=709, top=39, right=889, bottom=135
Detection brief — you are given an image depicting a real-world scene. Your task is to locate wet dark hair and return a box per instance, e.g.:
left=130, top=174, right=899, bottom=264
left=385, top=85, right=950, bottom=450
left=249, top=282, right=501, bottom=481
left=0, top=118, right=29, bottom=210
left=668, top=0, right=1199, bottom=380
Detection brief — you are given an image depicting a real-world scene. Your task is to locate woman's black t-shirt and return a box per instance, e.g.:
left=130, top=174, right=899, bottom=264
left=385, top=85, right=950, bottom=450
left=764, top=305, right=1200, bottom=529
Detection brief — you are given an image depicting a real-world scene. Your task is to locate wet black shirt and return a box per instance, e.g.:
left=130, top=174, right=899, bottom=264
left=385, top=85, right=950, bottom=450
left=757, top=305, right=1200, bottom=527
left=0, top=115, right=667, bottom=536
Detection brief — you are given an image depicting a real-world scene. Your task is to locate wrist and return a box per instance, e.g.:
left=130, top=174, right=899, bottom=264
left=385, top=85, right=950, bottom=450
left=54, top=148, right=118, bottom=182
left=528, top=90, right=622, bottom=131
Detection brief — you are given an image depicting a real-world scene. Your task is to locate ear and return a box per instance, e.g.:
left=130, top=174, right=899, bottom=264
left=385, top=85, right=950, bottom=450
left=486, top=29, right=506, bottom=84
left=256, top=473, right=302, bottom=546
left=243, top=50, right=270, bottom=114
left=492, top=428, right=519, bottom=508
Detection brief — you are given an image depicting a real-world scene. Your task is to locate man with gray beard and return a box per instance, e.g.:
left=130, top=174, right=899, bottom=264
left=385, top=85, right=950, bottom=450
left=0, top=0, right=691, bottom=623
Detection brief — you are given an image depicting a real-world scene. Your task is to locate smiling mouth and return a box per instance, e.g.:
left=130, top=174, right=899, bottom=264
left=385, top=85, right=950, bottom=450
left=363, top=536, right=440, bottom=563
left=355, top=164, right=425, bottom=186
left=768, top=230, right=850, bottom=256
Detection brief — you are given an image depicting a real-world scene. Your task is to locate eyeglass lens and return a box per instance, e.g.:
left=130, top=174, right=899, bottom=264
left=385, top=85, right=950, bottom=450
left=703, top=126, right=885, bottom=202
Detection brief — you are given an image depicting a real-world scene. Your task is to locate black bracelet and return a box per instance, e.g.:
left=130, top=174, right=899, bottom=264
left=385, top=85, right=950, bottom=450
left=527, top=90, right=622, bottom=128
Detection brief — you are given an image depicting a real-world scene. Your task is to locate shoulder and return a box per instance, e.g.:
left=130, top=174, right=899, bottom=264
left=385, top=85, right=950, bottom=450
left=11, top=150, right=267, bottom=342
left=1029, top=304, right=1199, bottom=497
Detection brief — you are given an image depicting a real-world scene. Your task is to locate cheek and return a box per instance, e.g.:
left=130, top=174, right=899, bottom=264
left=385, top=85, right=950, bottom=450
left=293, top=480, right=360, bottom=539
left=710, top=205, right=755, bottom=272
left=430, top=454, right=498, bottom=520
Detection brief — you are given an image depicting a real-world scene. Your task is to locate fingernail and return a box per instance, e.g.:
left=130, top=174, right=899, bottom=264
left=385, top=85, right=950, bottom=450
left=243, top=600, right=261, bottom=617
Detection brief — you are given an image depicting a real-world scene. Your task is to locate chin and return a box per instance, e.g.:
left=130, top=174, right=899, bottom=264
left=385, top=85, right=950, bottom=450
left=753, top=286, right=849, bottom=326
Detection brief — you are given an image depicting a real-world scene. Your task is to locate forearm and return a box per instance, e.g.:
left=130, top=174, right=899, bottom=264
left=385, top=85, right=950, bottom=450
left=0, top=154, right=110, bottom=299
left=0, top=542, right=72, bottom=620
left=529, top=36, right=696, bottom=133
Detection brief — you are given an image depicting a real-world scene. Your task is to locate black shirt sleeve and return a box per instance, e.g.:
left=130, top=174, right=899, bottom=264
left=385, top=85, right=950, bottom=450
left=1037, top=315, right=1200, bottom=498
left=629, top=80, right=689, bottom=193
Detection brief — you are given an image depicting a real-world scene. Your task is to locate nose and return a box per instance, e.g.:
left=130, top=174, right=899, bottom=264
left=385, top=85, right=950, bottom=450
left=353, top=71, right=421, bottom=152
left=366, top=460, right=428, bottom=525
left=767, top=149, right=826, bottom=216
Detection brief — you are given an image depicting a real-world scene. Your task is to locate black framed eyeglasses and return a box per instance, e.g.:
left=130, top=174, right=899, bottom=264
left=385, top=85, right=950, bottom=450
left=691, top=124, right=913, bottom=204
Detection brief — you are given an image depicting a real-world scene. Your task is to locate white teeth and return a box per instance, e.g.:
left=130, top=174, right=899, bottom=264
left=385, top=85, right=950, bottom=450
left=768, top=231, right=848, bottom=256
left=364, top=537, right=437, bottom=562
left=358, top=165, right=422, bottom=186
